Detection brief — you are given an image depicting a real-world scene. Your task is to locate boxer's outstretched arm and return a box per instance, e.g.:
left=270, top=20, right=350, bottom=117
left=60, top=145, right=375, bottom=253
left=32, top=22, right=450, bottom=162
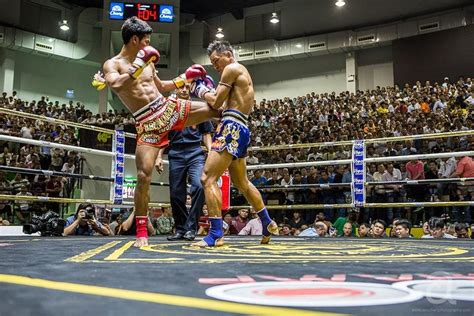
left=154, top=64, right=208, bottom=94
left=203, top=64, right=238, bottom=109
left=153, top=71, right=180, bottom=93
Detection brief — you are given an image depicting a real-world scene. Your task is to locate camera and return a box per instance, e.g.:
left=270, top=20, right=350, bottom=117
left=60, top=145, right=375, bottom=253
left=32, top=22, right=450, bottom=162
left=84, top=206, right=96, bottom=220
left=23, top=211, right=66, bottom=236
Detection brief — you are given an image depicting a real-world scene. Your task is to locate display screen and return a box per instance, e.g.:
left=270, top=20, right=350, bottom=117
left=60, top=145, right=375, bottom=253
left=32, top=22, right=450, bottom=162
left=109, top=2, right=174, bottom=23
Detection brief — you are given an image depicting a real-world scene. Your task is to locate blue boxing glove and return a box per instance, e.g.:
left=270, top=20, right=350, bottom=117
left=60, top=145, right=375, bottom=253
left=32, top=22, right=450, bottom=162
left=190, top=75, right=215, bottom=99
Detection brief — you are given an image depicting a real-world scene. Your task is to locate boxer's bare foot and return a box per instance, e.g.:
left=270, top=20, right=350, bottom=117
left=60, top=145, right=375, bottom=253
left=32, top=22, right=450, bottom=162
left=261, top=221, right=278, bottom=244
left=133, top=237, right=149, bottom=248
left=191, top=237, right=224, bottom=248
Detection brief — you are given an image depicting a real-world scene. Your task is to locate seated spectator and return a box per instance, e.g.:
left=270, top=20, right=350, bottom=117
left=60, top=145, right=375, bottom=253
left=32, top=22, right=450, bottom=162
left=358, top=222, right=370, bottom=237
left=0, top=217, right=10, bottom=226
left=64, top=204, right=110, bottom=236
left=315, top=212, right=333, bottom=231
left=239, top=210, right=265, bottom=236
left=288, top=211, right=305, bottom=230
left=333, top=209, right=358, bottom=237
left=280, top=224, right=292, bottom=236
left=371, top=219, right=387, bottom=238
left=229, top=209, right=249, bottom=235
left=340, top=222, right=354, bottom=237
left=156, top=206, right=175, bottom=235
left=394, top=219, right=412, bottom=238
left=421, top=217, right=456, bottom=239
left=117, top=208, right=155, bottom=237
left=298, top=220, right=328, bottom=237
left=223, top=213, right=232, bottom=235
left=108, top=213, right=124, bottom=236
left=454, top=222, right=469, bottom=238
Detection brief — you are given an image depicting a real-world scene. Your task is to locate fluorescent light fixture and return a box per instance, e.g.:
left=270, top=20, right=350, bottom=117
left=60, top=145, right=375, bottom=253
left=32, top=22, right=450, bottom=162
left=335, top=0, right=346, bottom=7
left=216, top=27, right=224, bottom=39
left=270, top=12, right=279, bottom=24
left=295, top=43, right=302, bottom=48
left=59, top=20, right=70, bottom=31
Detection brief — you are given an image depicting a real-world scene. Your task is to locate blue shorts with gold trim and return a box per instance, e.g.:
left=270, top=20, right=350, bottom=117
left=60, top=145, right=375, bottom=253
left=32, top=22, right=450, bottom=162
left=211, top=109, right=250, bottom=159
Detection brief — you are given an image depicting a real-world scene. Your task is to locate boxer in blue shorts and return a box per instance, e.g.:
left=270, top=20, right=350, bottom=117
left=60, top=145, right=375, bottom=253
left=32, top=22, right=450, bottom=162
left=190, top=40, right=278, bottom=247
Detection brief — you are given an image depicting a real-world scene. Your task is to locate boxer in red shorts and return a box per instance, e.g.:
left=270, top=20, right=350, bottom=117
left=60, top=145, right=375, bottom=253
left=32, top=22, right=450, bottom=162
left=98, top=17, right=219, bottom=247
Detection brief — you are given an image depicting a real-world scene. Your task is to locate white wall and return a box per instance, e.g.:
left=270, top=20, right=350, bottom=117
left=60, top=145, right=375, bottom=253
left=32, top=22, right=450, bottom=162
left=6, top=48, right=100, bottom=111
left=357, top=45, right=394, bottom=91
left=247, top=53, right=347, bottom=101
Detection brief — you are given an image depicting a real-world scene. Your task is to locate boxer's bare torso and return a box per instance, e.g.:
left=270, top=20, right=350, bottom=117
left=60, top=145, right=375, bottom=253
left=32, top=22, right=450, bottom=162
left=221, top=63, right=254, bottom=116
left=103, top=54, right=161, bottom=114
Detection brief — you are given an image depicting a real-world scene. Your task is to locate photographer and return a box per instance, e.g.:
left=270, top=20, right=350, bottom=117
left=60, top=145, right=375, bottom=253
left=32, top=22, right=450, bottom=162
left=64, top=203, right=110, bottom=236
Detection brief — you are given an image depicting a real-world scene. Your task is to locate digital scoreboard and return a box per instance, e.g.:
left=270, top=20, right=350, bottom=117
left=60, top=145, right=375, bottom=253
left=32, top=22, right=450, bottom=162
left=109, top=2, right=174, bottom=23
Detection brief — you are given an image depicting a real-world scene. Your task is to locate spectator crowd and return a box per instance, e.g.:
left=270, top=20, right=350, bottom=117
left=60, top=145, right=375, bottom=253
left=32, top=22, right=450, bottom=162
left=0, top=76, right=473, bottom=236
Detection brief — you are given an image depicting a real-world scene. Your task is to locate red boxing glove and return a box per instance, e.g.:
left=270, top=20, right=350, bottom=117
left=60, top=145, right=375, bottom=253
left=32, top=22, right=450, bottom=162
left=128, top=46, right=160, bottom=79
left=173, top=64, right=207, bottom=89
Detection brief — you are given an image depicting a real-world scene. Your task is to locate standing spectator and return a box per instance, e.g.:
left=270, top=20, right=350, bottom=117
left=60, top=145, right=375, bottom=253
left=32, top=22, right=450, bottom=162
left=45, top=176, right=63, bottom=213
left=156, top=120, right=213, bottom=242
left=61, top=157, right=76, bottom=198
left=450, top=151, right=474, bottom=223
left=406, top=155, right=425, bottom=204
left=382, top=163, right=403, bottom=223
left=14, top=186, right=33, bottom=223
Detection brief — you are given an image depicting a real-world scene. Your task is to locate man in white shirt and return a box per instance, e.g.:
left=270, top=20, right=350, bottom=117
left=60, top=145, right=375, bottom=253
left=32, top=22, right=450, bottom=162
left=382, top=163, right=403, bottom=223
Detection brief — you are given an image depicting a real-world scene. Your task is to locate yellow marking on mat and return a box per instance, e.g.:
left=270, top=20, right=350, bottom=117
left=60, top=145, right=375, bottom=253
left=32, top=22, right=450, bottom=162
left=64, top=241, right=122, bottom=262
left=103, top=240, right=134, bottom=260
left=0, top=274, right=343, bottom=316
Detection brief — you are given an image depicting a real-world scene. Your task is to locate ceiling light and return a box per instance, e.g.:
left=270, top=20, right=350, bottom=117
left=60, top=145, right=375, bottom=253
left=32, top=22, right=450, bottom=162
left=270, top=12, right=279, bottom=24
left=215, top=27, right=224, bottom=39
left=59, top=20, right=70, bottom=31
left=335, top=0, right=346, bottom=7
left=295, top=43, right=302, bottom=48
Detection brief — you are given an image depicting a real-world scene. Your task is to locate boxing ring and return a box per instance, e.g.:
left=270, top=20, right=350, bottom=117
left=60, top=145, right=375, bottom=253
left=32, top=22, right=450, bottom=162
left=0, top=107, right=473, bottom=315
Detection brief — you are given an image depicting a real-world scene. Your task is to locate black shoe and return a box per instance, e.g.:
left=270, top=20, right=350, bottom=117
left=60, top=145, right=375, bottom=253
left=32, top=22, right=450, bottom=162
left=183, top=231, right=196, bottom=241
left=167, top=232, right=185, bottom=241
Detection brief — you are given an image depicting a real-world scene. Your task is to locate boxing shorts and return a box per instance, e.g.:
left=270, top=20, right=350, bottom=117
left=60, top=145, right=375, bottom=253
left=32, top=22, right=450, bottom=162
left=211, top=109, right=250, bottom=159
left=134, top=96, right=190, bottom=147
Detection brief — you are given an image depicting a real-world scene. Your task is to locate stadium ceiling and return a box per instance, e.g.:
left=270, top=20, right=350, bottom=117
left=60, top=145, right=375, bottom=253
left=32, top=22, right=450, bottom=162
left=61, top=0, right=473, bottom=29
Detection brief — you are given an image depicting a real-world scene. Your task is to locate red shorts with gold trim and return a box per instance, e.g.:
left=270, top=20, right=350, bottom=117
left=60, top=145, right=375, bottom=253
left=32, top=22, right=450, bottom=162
left=134, top=96, right=190, bottom=148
